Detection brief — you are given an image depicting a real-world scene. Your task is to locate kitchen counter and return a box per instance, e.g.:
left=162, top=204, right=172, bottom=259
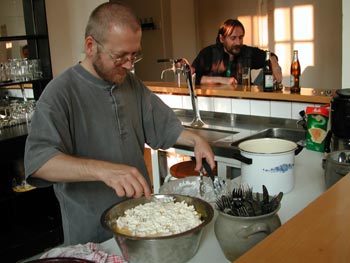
left=99, top=148, right=327, bottom=263
left=235, top=173, right=350, bottom=263
left=15, top=110, right=329, bottom=262
left=144, top=81, right=333, bottom=104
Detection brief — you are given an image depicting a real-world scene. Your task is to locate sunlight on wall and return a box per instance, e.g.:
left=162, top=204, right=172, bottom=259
left=238, top=15, right=268, bottom=48
left=258, top=15, right=268, bottom=47
left=275, top=8, right=290, bottom=41
left=238, top=16, right=252, bottom=45
left=294, top=42, right=314, bottom=70
left=293, top=5, right=314, bottom=41
left=240, top=4, right=314, bottom=85
left=275, top=43, right=291, bottom=77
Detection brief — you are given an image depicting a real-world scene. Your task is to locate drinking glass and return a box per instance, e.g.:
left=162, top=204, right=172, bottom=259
left=241, top=66, right=250, bottom=90
left=31, top=59, right=43, bottom=79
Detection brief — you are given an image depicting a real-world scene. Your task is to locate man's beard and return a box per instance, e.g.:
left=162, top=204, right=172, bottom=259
left=227, top=45, right=242, bottom=56
left=92, top=53, right=127, bottom=85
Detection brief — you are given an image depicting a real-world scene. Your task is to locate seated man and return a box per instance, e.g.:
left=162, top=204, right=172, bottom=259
left=192, top=19, right=282, bottom=86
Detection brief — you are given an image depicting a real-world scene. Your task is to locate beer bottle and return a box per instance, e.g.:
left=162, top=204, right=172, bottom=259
left=263, top=51, right=274, bottom=92
left=290, top=50, right=301, bottom=93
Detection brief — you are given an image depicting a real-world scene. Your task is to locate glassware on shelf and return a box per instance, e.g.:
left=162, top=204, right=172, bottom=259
left=0, top=99, right=36, bottom=129
left=0, top=58, right=43, bottom=84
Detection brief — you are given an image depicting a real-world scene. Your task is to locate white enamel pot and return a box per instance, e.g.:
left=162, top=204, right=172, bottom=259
left=238, top=138, right=303, bottom=195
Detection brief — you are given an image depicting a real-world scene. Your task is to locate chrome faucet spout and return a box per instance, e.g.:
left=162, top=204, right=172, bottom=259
left=184, top=62, right=205, bottom=127
left=158, top=58, right=205, bottom=127
left=160, top=67, right=175, bottom=80
left=158, top=58, right=183, bottom=87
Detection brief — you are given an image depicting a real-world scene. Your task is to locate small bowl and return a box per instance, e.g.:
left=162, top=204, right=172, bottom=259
left=101, top=194, right=214, bottom=263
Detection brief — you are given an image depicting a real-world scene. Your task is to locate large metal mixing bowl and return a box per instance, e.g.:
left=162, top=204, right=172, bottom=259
left=101, top=194, right=214, bottom=263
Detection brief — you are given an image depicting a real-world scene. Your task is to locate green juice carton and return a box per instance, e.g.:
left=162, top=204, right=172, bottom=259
left=305, top=105, right=330, bottom=152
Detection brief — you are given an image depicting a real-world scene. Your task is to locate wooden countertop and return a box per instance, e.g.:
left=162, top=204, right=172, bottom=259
left=144, top=81, right=333, bottom=104
left=234, top=173, right=350, bottom=263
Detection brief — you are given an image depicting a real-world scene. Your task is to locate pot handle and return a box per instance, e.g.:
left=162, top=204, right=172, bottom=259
left=295, top=144, right=304, bottom=155
left=232, top=148, right=253, bottom=164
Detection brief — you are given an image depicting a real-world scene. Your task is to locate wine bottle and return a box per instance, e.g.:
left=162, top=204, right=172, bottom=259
left=290, top=50, right=301, bottom=93
left=263, top=51, right=274, bottom=92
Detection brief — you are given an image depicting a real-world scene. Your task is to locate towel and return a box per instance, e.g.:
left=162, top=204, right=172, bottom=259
left=40, top=242, right=126, bottom=263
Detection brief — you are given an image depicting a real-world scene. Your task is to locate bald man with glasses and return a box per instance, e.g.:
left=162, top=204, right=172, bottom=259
left=24, top=1, right=215, bottom=245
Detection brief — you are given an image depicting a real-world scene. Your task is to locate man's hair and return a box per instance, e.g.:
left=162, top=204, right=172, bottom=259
left=85, top=1, right=141, bottom=43
left=216, top=19, right=245, bottom=45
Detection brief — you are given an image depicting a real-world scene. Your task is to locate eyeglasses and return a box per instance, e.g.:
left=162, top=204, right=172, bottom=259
left=93, top=37, right=143, bottom=66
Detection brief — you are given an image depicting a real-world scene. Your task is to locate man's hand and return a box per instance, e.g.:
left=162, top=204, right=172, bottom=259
left=270, top=55, right=283, bottom=83
left=175, top=129, right=216, bottom=172
left=32, top=154, right=152, bottom=199
left=97, top=163, right=152, bottom=198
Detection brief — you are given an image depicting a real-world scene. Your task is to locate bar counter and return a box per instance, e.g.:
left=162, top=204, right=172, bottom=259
left=144, top=81, right=333, bottom=104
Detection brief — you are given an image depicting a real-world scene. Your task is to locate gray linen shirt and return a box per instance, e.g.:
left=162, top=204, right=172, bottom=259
left=24, top=63, right=184, bottom=245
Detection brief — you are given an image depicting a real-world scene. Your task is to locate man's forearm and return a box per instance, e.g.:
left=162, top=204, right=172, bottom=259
left=32, top=153, right=103, bottom=183
left=201, top=75, right=236, bottom=85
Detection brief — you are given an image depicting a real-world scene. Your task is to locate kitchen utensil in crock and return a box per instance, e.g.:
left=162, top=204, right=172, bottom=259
left=214, top=193, right=281, bottom=262
left=215, top=185, right=283, bottom=217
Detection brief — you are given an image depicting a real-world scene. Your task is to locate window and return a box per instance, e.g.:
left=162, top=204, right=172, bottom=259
left=274, top=4, right=314, bottom=84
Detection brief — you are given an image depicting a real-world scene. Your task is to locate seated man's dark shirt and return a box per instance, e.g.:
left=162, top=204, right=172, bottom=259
left=192, top=44, right=266, bottom=85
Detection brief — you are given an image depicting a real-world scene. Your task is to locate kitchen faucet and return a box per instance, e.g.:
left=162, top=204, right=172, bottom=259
left=158, top=58, right=205, bottom=127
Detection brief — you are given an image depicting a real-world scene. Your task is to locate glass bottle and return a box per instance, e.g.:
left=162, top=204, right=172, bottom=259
left=290, top=50, right=301, bottom=93
left=263, top=51, right=274, bottom=92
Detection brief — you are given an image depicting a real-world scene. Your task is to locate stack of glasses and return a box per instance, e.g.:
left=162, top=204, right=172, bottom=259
left=0, top=58, right=43, bottom=83
left=0, top=100, right=36, bottom=129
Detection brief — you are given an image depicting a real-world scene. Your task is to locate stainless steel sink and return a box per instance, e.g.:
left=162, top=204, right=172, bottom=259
left=230, top=127, right=306, bottom=147
left=185, top=127, right=239, bottom=143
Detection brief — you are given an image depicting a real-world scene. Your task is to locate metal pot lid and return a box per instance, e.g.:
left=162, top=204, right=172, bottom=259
left=335, top=89, right=350, bottom=97
left=238, top=138, right=297, bottom=154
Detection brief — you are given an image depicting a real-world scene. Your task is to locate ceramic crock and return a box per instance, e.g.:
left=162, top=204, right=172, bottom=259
left=239, top=138, right=302, bottom=194
left=214, top=206, right=281, bottom=262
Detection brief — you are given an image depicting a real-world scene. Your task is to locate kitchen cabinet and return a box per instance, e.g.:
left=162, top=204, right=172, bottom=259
left=0, top=126, right=63, bottom=262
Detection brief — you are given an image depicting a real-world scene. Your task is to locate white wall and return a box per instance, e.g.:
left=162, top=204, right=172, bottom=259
left=170, top=0, right=197, bottom=62
left=45, top=0, right=105, bottom=77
